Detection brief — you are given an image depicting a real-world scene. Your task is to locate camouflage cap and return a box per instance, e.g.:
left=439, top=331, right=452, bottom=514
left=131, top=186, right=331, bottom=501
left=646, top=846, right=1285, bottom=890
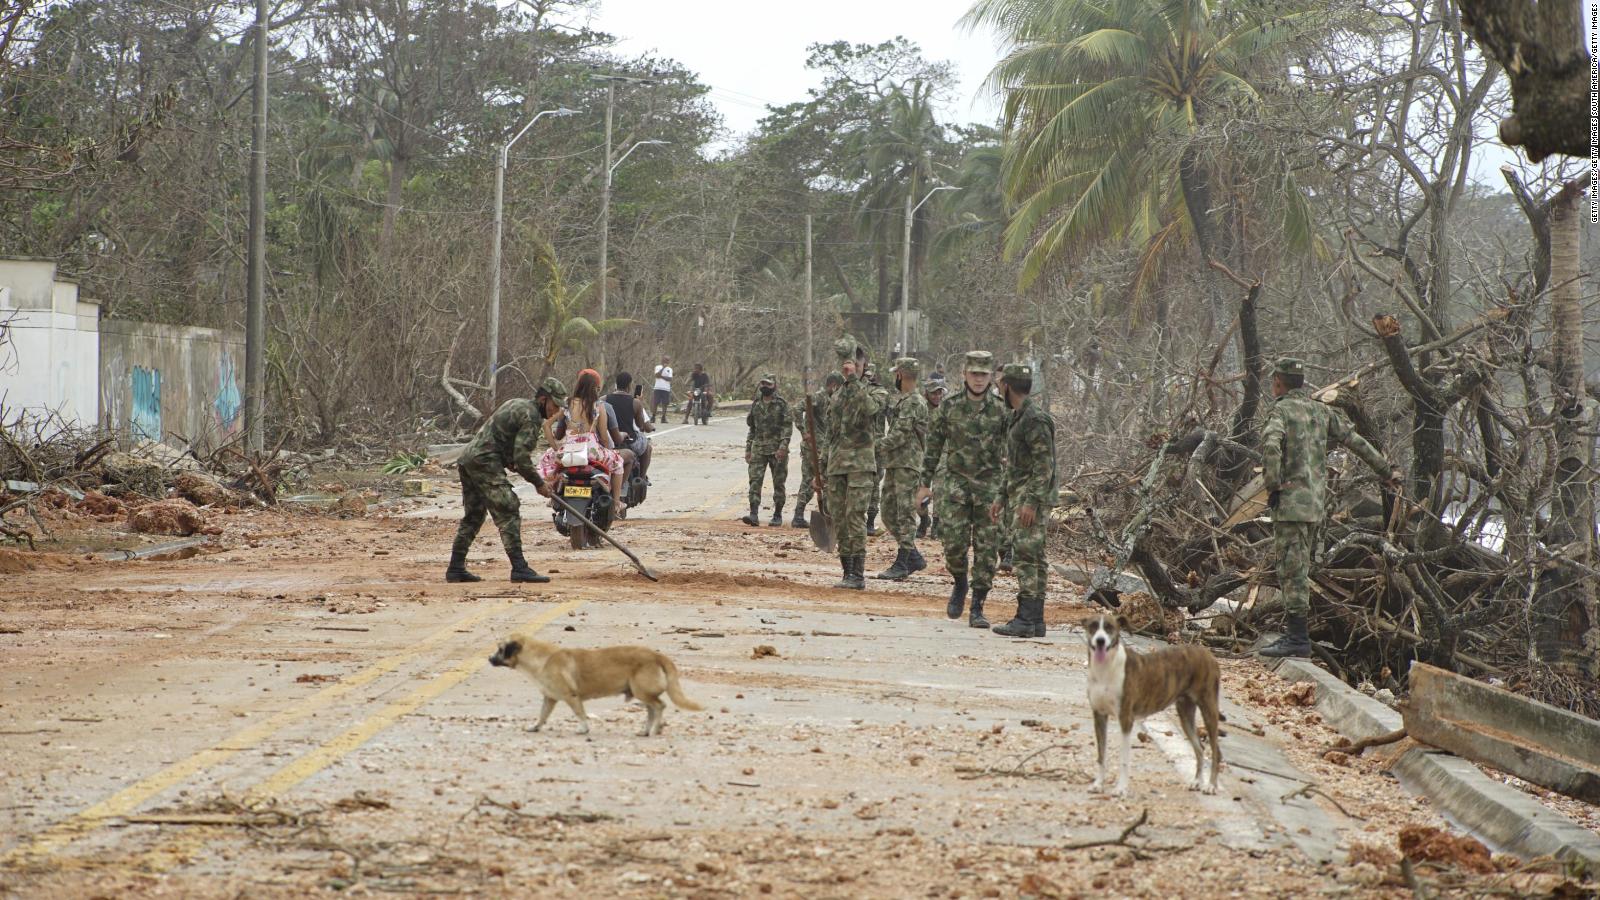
left=538, top=376, right=569, bottom=402
left=963, top=351, right=995, bottom=374
left=922, top=376, right=947, bottom=393
left=833, top=336, right=859, bottom=359
left=1000, top=362, right=1032, bottom=381
left=759, top=372, right=777, bottom=385
left=824, top=372, right=844, bottom=386
left=893, top=357, right=920, bottom=378
left=1273, top=357, right=1305, bottom=377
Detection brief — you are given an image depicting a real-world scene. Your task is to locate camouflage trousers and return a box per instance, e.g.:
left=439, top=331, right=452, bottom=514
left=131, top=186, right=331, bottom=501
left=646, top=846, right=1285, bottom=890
left=452, top=461, right=523, bottom=559
left=796, top=445, right=821, bottom=508
left=748, top=451, right=788, bottom=510
left=1010, top=505, right=1047, bottom=597
left=936, top=480, right=1003, bottom=592
left=1273, top=520, right=1318, bottom=617
left=827, top=471, right=875, bottom=556
left=879, top=467, right=920, bottom=551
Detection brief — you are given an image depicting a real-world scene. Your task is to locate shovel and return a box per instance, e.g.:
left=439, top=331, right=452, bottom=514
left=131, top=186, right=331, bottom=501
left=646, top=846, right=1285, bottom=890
left=547, top=494, right=659, bottom=582
left=803, top=396, right=835, bottom=553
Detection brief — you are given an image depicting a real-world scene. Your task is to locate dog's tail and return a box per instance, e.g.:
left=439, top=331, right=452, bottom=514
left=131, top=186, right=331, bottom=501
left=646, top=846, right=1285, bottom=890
left=660, top=658, right=704, bottom=711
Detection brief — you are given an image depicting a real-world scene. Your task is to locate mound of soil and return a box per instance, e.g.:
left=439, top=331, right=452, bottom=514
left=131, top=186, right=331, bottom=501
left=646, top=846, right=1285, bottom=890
left=0, top=549, right=35, bottom=574
left=128, top=499, right=219, bottom=537
left=77, top=490, right=126, bottom=519
left=174, top=471, right=240, bottom=507
left=1398, top=825, right=1494, bottom=873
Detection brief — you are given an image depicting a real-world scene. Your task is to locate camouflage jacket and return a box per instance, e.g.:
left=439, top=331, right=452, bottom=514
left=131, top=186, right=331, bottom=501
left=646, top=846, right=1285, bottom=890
left=1004, top=396, right=1058, bottom=511
left=879, top=390, right=930, bottom=471
left=1261, top=387, right=1389, bottom=523
left=462, top=398, right=545, bottom=482
left=825, top=373, right=879, bottom=476
left=795, top=388, right=832, bottom=454
left=922, top=387, right=1009, bottom=497
left=746, top=394, right=792, bottom=457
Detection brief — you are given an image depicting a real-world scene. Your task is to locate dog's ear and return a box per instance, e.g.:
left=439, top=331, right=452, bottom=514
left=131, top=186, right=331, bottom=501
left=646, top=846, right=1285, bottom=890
left=1115, top=614, right=1131, bottom=631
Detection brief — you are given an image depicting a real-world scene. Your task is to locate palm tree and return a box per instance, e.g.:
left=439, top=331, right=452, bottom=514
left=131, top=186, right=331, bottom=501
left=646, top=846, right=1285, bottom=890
left=845, top=81, right=948, bottom=327
left=523, top=237, right=632, bottom=378
left=965, top=0, right=1318, bottom=301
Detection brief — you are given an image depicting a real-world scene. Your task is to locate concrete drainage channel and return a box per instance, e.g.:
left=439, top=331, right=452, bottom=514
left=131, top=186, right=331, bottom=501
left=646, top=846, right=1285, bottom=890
left=1267, top=657, right=1600, bottom=871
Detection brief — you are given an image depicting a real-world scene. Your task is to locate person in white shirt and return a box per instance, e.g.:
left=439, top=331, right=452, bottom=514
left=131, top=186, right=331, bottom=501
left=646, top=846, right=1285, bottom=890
left=651, top=356, right=674, bottom=422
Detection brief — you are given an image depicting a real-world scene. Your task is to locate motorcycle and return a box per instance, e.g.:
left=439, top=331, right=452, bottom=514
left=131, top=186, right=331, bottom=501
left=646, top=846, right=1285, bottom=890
left=684, top=387, right=712, bottom=425
left=551, top=451, right=614, bottom=550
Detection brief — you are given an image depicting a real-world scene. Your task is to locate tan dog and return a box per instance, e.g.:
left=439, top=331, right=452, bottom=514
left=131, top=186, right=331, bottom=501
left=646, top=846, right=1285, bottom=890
left=488, top=634, right=703, bottom=736
left=1083, top=613, right=1222, bottom=796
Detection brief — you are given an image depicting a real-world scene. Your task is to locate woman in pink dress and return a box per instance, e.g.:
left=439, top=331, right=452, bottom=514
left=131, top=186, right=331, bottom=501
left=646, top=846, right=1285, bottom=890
left=537, top=369, right=627, bottom=513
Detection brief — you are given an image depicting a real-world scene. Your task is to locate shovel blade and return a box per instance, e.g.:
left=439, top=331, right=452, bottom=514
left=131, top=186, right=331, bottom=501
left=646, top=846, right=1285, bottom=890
left=809, top=509, right=836, bottom=553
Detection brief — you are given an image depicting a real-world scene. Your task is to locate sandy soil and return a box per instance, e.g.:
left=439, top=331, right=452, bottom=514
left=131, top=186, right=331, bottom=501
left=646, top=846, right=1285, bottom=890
left=0, top=416, right=1591, bottom=898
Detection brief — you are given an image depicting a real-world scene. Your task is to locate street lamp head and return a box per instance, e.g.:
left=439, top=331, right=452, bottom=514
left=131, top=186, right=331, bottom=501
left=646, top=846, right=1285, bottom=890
left=554, top=107, right=580, bottom=116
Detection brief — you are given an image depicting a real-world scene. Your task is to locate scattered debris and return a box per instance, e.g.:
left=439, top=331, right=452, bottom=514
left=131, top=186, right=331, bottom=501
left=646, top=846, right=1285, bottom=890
left=751, top=644, right=779, bottom=659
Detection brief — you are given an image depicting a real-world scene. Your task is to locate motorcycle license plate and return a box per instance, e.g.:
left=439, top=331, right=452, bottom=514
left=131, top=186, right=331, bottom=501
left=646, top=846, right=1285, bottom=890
left=563, top=485, right=592, bottom=498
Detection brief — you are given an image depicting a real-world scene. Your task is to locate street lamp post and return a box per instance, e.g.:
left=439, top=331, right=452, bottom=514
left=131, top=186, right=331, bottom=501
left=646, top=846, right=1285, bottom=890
left=488, top=106, right=578, bottom=407
left=900, top=184, right=958, bottom=357
left=597, top=139, right=668, bottom=371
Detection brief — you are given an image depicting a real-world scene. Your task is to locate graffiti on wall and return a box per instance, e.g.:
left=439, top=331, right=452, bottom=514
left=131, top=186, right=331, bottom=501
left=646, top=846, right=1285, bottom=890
left=214, top=353, right=242, bottom=434
left=130, top=365, right=162, bottom=442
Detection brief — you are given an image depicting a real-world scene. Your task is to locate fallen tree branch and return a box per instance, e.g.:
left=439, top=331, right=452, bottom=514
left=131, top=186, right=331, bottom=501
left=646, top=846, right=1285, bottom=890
left=1331, top=728, right=1407, bottom=756
left=1061, top=808, right=1150, bottom=851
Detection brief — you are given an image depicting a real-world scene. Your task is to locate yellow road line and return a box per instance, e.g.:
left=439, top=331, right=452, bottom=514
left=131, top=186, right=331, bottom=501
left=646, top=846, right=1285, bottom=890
left=1, top=600, right=516, bottom=866
left=245, top=597, right=584, bottom=801
left=129, top=597, right=588, bottom=873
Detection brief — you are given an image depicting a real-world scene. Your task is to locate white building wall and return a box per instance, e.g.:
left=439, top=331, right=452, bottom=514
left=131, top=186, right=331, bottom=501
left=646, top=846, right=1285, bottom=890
left=0, top=259, right=102, bottom=427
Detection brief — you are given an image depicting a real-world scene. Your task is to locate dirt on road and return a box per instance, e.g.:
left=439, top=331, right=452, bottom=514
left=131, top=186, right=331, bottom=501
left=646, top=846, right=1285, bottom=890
left=1, top=417, right=1590, bottom=898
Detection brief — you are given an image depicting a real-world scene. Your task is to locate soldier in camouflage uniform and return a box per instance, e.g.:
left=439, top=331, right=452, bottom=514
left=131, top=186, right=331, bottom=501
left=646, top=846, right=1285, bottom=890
left=918, top=351, right=1010, bottom=626
left=447, top=377, right=568, bottom=584
left=874, top=358, right=931, bottom=581
left=793, top=372, right=842, bottom=527
left=990, top=363, right=1057, bottom=638
left=823, top=336, right=879, bottom=590
left=741, top=373, right=793, bottom=527
left=1259, top=358, right=1400, bottom=657
left=917, top=376, right=946, bottom=539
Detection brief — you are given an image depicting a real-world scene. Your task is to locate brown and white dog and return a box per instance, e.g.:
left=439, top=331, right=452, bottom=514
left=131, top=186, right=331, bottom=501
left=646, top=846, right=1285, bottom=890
left=488, top=634, right=703, bottom=736
left=1082, top=613, right=1222, bottom=796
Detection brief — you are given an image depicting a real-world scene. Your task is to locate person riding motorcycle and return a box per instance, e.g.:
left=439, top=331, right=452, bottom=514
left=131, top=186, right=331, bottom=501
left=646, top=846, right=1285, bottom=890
left=684, top=363, right=714, bottom=423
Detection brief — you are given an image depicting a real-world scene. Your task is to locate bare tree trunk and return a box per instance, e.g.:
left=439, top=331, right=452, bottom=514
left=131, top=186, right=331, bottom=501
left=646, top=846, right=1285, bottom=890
left=1535, top=180, right=1594, bottom=674
left=381, top=153, right=408, bottom=252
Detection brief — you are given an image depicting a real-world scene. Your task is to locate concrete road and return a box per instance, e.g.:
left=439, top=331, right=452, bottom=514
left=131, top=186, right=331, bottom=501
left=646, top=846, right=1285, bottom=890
left=0, top=413, right=1382, bottom=897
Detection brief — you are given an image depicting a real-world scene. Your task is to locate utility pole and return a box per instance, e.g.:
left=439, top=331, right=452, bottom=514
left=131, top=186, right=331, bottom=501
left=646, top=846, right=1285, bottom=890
left=597, top=80, right=614, bottom=372
left=804, top=213, right=813, bottom=392
left=897, top=177, right=914, bottom=362
left=244, top=0, right=268, bottom=452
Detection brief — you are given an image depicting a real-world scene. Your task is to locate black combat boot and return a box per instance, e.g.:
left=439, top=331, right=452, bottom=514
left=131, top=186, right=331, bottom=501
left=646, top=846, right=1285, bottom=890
left=444, top=546, right=481, bottom=583
left=1029, top=595, right=1047, bottom=638
left=969, top=587, right=991, bottom=628
left=865, top=508, right=879, bottom=536
left=507, top=550, right=551, bottom=584
left=792, top=505, right=808, bottom=528
left=946, top=574, right=969, bottom=619
left=875, top=549, right=911, bottom=581
left=991, top=594, right=1035, bottom=637
left=833, top=556, right=854, bottom=590
left=905, top=546, right=927, bottom=575
left=845, top=556, right=867, bottom=590
left=740, top=502, right=761, bottom=527
left=769, top=505, right=784, bottom=527
left=1259, top=614, right=1312, bottom=658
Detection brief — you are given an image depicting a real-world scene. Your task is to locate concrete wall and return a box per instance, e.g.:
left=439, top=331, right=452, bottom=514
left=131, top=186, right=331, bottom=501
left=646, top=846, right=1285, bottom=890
left=0, top=258, right=244, bottom=451
left=99, top=320, right=244, bottom=451
left=0, top=258, right=101, bottom=426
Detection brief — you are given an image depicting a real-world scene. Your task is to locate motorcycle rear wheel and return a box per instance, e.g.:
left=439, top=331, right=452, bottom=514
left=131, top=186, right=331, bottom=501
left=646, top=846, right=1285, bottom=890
left=570, top=526, right=588, bottom=550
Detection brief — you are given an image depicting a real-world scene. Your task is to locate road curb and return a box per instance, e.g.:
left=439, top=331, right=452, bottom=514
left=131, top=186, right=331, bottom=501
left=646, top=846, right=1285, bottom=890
left=1270, top=657, right=1600, bottom=872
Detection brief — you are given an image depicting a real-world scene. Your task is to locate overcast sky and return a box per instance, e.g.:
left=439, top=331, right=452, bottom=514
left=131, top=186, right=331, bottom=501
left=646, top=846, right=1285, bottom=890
left=588, top=0, right=1005, bottom=148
